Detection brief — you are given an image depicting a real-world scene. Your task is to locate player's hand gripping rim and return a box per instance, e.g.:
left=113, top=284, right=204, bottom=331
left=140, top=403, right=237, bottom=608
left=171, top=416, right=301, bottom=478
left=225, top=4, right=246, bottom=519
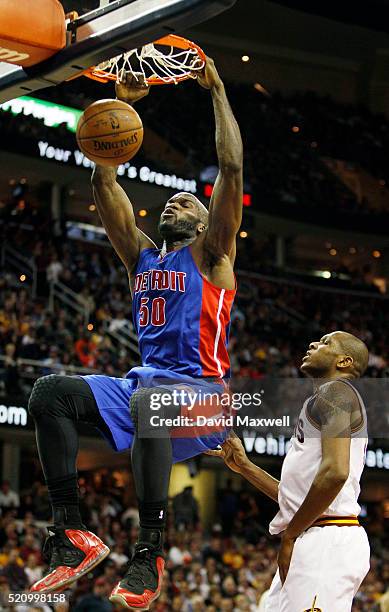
left=115, top=72, right=150, bottom=105
left=194, top=56, right=223, bottom=90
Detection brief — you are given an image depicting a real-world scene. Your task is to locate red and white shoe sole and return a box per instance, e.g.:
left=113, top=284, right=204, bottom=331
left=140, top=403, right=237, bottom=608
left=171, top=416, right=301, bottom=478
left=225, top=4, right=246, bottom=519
left=109, top=590, right=160, bottom=611
left=31, top=545, right=110, bottom=594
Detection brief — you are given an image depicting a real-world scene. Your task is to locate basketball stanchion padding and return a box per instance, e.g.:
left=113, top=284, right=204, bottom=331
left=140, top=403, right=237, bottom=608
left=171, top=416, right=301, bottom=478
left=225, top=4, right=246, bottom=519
left=0, top=0, right=236, bottom=103
left=0, top=0, right=66, bottom=67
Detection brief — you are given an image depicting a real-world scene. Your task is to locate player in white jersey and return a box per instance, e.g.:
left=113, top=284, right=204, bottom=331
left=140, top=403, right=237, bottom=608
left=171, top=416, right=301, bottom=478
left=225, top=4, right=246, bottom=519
left=207, top=330, right=370, bottom=612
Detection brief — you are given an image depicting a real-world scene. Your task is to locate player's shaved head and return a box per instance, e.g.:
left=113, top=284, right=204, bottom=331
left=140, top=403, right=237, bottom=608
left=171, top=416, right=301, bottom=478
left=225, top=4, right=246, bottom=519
left=195, top=200, right=209, bottom=226
left=172, top=192, right=209, bottom=226
left=301, top=330, right=369, bottom=378
left=335, top=331, right=369, bottom=377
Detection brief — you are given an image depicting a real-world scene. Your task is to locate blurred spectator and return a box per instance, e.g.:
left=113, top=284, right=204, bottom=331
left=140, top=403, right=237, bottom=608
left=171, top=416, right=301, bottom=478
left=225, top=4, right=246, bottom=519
left=3, top=343, right=20, bottom=395
left=19, top=533, right=41, bottom=562
left=109, top=543, right=129, bottom=568
left=108, top=310, right=131, bottom=333
left=24, top=553, right=43, bottom=587
left=46, top=254, right=63, bottom=283
left=218, top=479, right=239, bottom=536
left=1, top=548, right=28, bottom=591
left=168, top=534, right=192, bottom=567
left=0, top=481, right=20, bottom=511
left=172, top=486, right=199, bottom=530
left=73, top=577, right=113, bottom=611
left=74, top=333, right=97, bottom=368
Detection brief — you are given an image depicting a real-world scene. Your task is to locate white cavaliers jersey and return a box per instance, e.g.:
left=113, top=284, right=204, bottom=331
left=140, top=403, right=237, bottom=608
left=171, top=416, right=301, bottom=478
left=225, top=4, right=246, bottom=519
left=269, top=380, right=368, bottom=535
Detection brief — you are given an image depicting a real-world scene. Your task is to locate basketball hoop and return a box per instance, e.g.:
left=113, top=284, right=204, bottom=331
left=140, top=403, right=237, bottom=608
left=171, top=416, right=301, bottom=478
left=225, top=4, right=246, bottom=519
left=81, top=34, right=206, bottom=85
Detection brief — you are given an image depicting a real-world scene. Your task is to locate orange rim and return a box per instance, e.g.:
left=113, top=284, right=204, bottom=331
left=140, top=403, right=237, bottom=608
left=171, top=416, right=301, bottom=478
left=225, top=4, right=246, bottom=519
left=80, top=34, right=206, bottom=85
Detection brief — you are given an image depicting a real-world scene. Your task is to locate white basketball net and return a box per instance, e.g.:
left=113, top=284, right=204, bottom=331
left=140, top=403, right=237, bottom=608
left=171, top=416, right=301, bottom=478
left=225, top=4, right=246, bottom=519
left=91, top=41, right=205, bottom=84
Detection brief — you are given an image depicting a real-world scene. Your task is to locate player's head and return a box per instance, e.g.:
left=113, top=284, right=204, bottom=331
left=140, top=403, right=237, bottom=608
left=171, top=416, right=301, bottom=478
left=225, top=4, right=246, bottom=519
left=300, top=331, right=369, bottom=379
left=158, top=192, right=208, bottom=242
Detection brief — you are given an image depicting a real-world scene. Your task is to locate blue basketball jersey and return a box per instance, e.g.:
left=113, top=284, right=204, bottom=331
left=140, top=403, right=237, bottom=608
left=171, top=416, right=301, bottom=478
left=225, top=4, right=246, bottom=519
left=131, top=246, right=236, bottom=378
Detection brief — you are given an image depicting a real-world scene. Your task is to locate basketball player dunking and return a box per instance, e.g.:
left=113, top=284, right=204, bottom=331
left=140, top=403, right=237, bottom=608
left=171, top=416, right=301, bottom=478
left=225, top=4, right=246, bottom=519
left=208, top=331, right=370, bottom=612
left=28, top=57, right=243, bottom=609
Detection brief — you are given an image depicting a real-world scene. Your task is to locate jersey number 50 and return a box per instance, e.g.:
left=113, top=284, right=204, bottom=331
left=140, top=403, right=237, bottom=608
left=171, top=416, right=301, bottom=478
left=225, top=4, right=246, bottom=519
left=139, top=297, right=166, bottom=327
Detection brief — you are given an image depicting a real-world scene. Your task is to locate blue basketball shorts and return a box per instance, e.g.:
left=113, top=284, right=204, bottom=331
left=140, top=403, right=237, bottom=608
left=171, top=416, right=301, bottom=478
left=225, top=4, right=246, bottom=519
left=81, top=365, right=230, bottom=463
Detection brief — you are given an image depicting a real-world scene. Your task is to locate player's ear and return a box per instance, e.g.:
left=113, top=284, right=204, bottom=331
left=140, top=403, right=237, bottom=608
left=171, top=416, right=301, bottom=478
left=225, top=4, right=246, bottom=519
left=337, top=354, right=353, bottom=369
left=197, top=223, right=206, bottom=234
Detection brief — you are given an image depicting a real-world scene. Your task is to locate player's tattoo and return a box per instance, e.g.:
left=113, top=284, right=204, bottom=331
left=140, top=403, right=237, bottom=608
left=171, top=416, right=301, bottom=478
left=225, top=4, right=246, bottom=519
left=312, top=381, right=359, bottom=436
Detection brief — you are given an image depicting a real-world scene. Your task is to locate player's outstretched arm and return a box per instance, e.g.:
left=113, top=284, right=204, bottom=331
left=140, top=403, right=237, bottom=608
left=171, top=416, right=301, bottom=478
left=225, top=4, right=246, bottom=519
left=205, top=433, right=279, bottom=502
left=91, top=74, right=156, bottom=273
left=92, top=166, right=155, bottom=273
left=197, top=58, right=243, bottom=263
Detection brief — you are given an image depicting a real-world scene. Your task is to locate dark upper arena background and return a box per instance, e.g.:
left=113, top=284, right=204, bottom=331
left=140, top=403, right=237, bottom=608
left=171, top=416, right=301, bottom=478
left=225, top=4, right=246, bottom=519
left=0, top=1, right=388, bottom=610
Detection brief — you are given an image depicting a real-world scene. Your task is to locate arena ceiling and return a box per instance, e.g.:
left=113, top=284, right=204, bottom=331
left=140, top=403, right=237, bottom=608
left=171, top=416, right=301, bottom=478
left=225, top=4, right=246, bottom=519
left=188, top=0, right=389, bottom=63
left=271, top=0, right=389, bottom=33
left=61, top=0, right=389, bottom=32
left=58, top=2, right=389, bottom=75
left=61, top=0, right=389, bottom=35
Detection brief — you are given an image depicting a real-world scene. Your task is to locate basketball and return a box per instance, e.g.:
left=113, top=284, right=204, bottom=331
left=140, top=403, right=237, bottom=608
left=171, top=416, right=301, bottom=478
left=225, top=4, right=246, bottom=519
left=76, top=99, right=143, bottom=166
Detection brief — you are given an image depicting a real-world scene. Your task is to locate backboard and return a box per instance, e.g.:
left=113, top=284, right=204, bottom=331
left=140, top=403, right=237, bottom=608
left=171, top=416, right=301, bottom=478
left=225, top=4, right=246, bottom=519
left=0, top=0, right=236, bottom=103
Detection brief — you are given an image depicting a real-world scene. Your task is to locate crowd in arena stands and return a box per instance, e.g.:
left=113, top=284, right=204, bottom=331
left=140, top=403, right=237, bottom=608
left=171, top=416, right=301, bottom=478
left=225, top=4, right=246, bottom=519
left=281, top=91, right=389, bottom=190
left=0, top=219, right=388, bottom=398
left=129, top=84, right=389, bottom=223
left=48, top=79, right=389, bottom=221
left=229, top=270, right=389, bottom=380
left=0, top=475, right=388, bottom=611
left=0, top=221, right=135, bottom=396
left=2, top=84, right=389, bottom=228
